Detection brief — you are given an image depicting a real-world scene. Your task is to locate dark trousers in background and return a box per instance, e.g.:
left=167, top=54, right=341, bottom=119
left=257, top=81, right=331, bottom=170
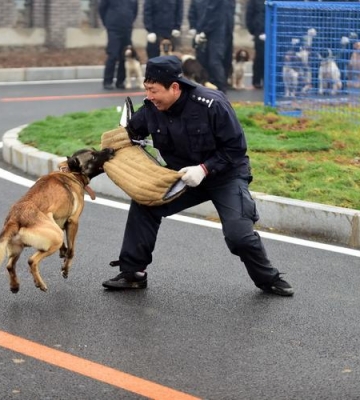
left=253, top=36, right=265, bottom=87
left=103, top=29, right=132, bottom=87
left=118, top=176, right=281, bottom=287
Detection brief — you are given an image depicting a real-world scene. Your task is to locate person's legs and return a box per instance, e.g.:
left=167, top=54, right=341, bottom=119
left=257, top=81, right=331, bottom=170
left=102, top=188, right=208, bottom=289
left=115, top=30, right=132, bottom=89
left=103, top=30, right=121, bottom=88
left=252, top=36, right=264, bottom=88
left=209, top=177, right=293, bottom=295
left=146, top=39, right=160, bottom=60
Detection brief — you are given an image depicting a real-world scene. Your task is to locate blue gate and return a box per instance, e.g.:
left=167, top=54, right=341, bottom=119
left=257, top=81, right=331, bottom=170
left=264, top=1, right=360, bottom=120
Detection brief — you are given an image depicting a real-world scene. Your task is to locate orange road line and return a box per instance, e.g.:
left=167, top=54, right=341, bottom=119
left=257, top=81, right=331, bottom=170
left=0, top=91, right=144, bottom=102
left=0, top=330, right=202, bottom=400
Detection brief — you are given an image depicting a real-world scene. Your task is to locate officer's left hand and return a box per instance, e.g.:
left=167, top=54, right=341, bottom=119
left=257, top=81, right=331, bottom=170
left=179, top=165, right=207, bottom=187
left=171, top=29, right=181, bottom=38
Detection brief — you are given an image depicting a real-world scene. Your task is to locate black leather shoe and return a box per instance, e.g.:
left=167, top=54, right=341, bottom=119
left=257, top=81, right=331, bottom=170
left=103, top=83, right=114, bottom=90
left=116, top=82, right=125, bottom=89
left=102, top=272, right=147, bottom=290
left=260, top=276, right=294, bottom=296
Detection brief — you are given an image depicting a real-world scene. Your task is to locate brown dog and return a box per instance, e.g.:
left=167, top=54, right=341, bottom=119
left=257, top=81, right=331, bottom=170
left=348, top=41, right=360, bottom=89
left=0, top=147, right=114, bottom=293
left=159, top=38, right=174, bottom=56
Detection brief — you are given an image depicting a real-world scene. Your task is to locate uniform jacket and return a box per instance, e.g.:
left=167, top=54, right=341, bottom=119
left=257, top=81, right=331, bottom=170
left=143, top=0, right=183, bottom=37
left=188, top=0, right=206, bottom=32
left=245, top=0, right=265, bottom=36
left=196, top=0, right=232, bottom=36
left=128, top=86, right=251, bottom=181
left=98, top=0, right=138, bottom=32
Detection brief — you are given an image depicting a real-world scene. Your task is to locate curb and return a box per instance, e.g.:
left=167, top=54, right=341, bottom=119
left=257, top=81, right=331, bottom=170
left=0, top=66, right=104, bottom=82
left=3, top=126, right=360, bottom=249
left=0, top=63, right=254, bottom=83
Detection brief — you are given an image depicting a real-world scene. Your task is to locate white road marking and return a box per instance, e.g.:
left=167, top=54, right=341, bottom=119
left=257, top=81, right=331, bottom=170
left=0, top=160, right=360, bottom=258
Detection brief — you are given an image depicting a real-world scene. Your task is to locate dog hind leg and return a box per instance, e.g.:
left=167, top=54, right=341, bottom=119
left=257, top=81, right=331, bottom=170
left=61, top=219, right=80, bottom=279
left=23, top=221, right=64, bottom=292
left=5, top=243, right=23, bottom=293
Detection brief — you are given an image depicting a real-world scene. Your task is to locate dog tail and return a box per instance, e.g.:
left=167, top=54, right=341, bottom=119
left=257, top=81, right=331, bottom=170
left=0, top=221, right=18, bottom=266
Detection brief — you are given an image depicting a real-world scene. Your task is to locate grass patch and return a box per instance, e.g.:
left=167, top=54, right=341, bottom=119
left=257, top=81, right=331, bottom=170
left=19, top=102, right=360, bottom=210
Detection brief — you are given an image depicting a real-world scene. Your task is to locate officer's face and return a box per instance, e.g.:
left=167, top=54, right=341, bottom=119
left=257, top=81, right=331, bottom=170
left=144, top=82, right=181, bottom=111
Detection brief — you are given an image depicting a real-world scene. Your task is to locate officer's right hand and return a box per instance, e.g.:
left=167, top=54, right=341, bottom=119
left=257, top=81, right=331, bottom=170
left=147, top=33, right=157, bottom=43
left=179, top=165, right=208, bottom=187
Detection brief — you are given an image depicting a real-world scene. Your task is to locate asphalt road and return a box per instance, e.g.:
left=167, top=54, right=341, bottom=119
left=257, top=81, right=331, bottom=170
left=1, top=81, right=360, bottom=400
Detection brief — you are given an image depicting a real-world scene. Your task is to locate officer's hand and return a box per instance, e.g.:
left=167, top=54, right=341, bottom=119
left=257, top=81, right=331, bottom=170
left=188, top=29, right=197, bottom=38
left=147, top=33, right=157, bottom=43
left=171, top=29, right=181, bottom=38
left=195, top=32, right=207, bottom=44
left=179, top=165, right=207, bottom=187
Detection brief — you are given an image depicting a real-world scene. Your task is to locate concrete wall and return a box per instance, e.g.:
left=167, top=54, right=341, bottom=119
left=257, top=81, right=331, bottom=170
left=0, top=0, right=253, bottom=50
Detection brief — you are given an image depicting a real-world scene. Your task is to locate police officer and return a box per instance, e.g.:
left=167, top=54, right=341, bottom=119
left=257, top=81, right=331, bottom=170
left=102, top=55, right=294, bottom=297
left=188, top=0, right=209, bottom=71
left=98, top=0, right=138, bottom=90
left=245, top=0, right=265, bottom=89
left=143, top=0, right=183, bottom=60
left=194, top=0, right=235, bottom=93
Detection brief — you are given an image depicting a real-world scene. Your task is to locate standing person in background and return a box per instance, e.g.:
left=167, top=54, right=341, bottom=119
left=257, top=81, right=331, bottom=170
left=194, top=0, right=235, bottom=93
left=245, top=0, right=265, bottom=89
left=225, top=0, right=236, bottom=89
left=143, top=0, right=183, bottom=60
left=188, top=0, right=209, bottom=71
left=98, top=0, right=138, bottom=90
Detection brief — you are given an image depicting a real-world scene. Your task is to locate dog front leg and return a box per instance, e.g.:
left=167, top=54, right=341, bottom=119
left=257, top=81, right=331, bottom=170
left=62, top=221, right=78, bottom=278
left=318, top=72, right=324, bottom=95
left=59, top=241, right=67, bottom=258
left=125, top=79, right=132, bottom=90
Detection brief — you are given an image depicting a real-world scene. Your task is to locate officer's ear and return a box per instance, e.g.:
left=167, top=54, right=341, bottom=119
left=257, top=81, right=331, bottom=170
left=170, top=81, right=181, bottom=93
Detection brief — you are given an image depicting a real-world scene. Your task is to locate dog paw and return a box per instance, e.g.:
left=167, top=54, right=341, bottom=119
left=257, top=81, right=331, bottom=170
left=61, top=270, right=68, bottom=279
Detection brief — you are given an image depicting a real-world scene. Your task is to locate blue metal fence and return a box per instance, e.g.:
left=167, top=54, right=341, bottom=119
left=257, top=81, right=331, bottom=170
left=264, top=1, right=360, bottom=120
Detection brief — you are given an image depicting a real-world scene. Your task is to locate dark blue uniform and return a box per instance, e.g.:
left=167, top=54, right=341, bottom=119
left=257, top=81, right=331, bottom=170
left=188, top=0, right=209, bottom=70
left=98, top=0, right=138, bottom=88
left=195, top=0, right=235, bottom=92
left=143, top=0, right=183, bottom=59
left=245, top=0, right=265, bottom=88
left=118, top=85, right=282, bottom=288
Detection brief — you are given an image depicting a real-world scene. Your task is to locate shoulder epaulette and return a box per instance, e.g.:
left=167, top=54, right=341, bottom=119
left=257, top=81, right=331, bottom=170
left=189, top=92, right=215, bottom=108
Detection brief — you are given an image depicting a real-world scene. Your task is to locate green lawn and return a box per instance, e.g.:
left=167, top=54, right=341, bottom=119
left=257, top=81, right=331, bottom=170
left=19, top=103, right=360, bottom=210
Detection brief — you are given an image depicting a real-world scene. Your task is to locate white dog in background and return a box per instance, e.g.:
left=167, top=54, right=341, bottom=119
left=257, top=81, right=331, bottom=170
left=124, top=45, right=143, bottom=89
left=283, top=50, right=300, bottom=97
left=318, top=48, right=342, bottom=95
left=232, top=49, right=250, bottom=90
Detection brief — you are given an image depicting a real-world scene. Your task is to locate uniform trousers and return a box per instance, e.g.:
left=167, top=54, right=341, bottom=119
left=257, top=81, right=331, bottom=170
left=103, top=30, right=132, bottom=86
left=118, top=175, right=280, bottom=287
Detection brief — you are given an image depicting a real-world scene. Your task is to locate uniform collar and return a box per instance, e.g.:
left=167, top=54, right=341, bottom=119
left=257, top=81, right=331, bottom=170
left=165, top=89, right=190, bottom=116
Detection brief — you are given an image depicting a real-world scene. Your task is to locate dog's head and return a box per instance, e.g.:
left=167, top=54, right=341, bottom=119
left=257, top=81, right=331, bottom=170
left=65, top=148, right=115, bottom=180
left=159, top=39, right=173, bottom=56
left=124, top=45, right=138, bottom=60
left=235, top=49, right=250, bottom=63
left=353, top=41, right=360, bottom=51
left=319, top=48, right=334, bottom=61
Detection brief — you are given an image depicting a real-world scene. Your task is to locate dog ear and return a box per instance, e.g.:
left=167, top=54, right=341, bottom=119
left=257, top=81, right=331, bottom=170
left=66, top=155, right=82, bottom=172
